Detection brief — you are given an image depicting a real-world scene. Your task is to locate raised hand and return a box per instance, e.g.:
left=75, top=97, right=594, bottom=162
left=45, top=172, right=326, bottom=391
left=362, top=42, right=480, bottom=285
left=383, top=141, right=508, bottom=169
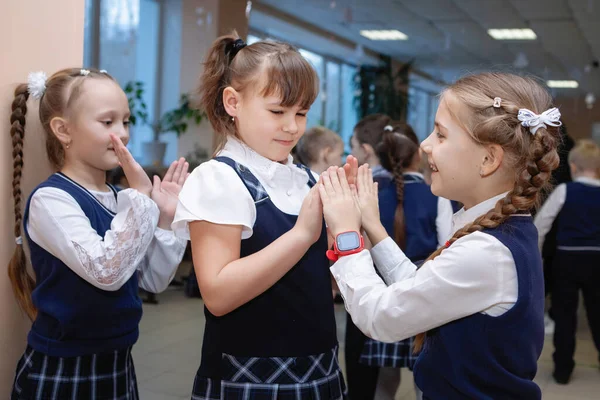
left=355, top=164, right=380, bottom=232
left=110, top=133, right=152, bottom=197
left=151, top=157, right=189, bottom=229
left=293, top=184, right=324, bottom=245
left=318, top=166, right=361, bottom=237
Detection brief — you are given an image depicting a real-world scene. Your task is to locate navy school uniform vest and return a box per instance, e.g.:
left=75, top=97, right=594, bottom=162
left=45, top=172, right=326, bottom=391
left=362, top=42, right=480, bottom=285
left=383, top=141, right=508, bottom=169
left=556, top=181, right=600, bottom=249
left=376, top=173, right=439, bottom=262
left=414, top=216, right=544, bottom=399
left=198, top=157, right=337, bottom=378
left=23, top=173, right=142, bottom=357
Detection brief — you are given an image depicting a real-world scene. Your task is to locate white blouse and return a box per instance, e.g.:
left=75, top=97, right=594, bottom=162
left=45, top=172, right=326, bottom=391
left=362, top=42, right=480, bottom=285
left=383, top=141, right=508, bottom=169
left=173, top=137, right=318, bottom=239
left=27, top=175, right=187, bottom=293
left=330, top=193, right=521, bottom=343
left=534, top=176, right=600, bottom=252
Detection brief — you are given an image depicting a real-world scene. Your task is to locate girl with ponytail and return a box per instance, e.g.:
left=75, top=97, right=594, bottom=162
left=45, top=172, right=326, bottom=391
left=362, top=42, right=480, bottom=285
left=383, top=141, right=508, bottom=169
left=172, top=32, right=345, bottom=399
left=345, top=115, right=452, bottom=400
left=320, top=72, right=561, bottom=399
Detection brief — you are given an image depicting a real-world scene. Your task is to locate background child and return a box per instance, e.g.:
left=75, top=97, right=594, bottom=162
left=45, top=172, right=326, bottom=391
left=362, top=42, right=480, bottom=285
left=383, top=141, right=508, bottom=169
left=294, top=125, right=345, bottom=173
left=323, top=72, right=561, bottom=399
left=172, top=33, right=345, bottom=399
left=534, top=139, right=600, bottom=384
left=347, top=115, right=452, bottom=400
left=8, top=68, right=188, bottom=399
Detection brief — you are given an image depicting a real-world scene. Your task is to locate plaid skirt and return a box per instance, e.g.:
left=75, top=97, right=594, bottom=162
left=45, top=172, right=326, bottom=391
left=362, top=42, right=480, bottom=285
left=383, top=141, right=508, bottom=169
left=11, top=345, right=138, bottom=400
left=192, top=346, right=347, bottom=400
left=359, top=337, right=418, bottom=369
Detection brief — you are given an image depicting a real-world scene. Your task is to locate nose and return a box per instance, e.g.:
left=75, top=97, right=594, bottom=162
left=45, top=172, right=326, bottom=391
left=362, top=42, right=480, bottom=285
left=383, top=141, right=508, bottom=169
left=115, top=124, right=130, bottom=145
left=283, top=115, right=299, bottom=135
left=420, top=136, right=433, bottom=155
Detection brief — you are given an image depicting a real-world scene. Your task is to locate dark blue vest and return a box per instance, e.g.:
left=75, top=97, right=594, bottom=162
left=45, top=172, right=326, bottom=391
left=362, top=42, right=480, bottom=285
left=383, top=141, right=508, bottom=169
left=556, top=181, right=600, bottom=249
left=24, top=173, right=142, bottom=357
left=198, top=157, right=337, bottom=378
left=414, top=216, right=544, bottom=399
left=376, top=174, right=439, bottom=262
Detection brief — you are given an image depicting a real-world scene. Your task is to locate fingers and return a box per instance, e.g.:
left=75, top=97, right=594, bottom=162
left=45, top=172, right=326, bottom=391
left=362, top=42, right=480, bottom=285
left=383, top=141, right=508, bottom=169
left=172, top=157, right=186, bottom=183
left=317, top=182, right=330, bottom=204
left=349, top=155, right=359, bottom=184
left=163, top=160, right=177, bottom=182
left=343, top=163, right=352, bottom=183
left=336, top=167, right=352, bottom=197
left=328, top=166, right=344, bottom=194
left=110, top=133, right=134, bottom=167
left=321, top=168, right=337, bottom=197
left=151, top=175, right=161, bottom=194
left=178, top=160, right=189, bottom=186
left=357, top=164, right=368, bottom=193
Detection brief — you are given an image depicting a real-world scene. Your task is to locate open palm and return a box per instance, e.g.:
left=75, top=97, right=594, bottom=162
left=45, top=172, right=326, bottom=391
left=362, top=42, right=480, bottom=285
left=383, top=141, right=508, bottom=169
left=151, top=158, right=189, bottom=226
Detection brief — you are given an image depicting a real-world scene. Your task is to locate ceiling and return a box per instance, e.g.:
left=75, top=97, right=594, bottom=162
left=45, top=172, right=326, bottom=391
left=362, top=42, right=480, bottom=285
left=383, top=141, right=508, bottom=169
left=253, top=0, right=600, bottom=97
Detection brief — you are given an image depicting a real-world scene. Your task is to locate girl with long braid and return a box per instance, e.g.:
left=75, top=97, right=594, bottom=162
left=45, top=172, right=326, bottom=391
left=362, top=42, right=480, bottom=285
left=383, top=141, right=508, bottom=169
left=320, top=72, right=561, bottom=399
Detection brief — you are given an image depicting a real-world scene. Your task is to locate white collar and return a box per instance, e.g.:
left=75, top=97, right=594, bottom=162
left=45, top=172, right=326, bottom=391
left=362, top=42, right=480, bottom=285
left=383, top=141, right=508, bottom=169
left=403, top=171, right=425, bottom=180
left=574, top=176, right=600, bottom=187
left=220, top=137, right=309, bottom=188
left=452, top=192, right=509, bottom=234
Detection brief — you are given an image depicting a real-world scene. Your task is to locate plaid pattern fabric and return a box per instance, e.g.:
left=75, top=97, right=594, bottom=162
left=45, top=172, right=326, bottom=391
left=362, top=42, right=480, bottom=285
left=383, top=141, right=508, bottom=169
left=11, top=346, right=138, bottom=400
left=359, top=337, right=418, bottom=369
left=192, top=346, right=346, bottom=400
left=214, top=157, right=269, bottom=202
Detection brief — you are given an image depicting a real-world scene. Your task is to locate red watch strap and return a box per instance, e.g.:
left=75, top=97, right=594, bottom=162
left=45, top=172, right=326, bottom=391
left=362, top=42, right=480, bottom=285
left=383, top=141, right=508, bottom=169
left=326, top=232, right=364, bottom=262
left=326, top=249, right=339, bottom=262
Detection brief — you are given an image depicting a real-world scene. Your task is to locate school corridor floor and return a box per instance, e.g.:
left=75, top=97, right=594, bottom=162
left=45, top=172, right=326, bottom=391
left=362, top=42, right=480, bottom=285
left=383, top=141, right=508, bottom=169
left=134, top=286, right=600, bottom=400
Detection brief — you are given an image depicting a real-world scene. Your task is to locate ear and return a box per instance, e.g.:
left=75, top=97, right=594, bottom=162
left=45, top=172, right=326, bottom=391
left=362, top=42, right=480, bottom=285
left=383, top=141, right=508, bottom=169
left=480, top=144, right=504, bottom=177
left=223, top=87, right=241, bottom=118
left=569, top=162, right=578, bottom=176
left=362, top=143, right=376, bottom=157
left=319, top=147, right=331, bottom=162
left=49, top=116, right=72, bottom=146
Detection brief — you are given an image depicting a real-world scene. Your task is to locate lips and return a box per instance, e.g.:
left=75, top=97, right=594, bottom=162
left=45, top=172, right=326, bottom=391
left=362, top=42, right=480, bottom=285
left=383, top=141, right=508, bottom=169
left=274, top=139, right=294, bottom=146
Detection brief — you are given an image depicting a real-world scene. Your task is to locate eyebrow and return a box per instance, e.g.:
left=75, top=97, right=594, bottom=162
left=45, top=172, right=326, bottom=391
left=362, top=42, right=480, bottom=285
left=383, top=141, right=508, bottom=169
left=434, top=120, right=448, bottom=131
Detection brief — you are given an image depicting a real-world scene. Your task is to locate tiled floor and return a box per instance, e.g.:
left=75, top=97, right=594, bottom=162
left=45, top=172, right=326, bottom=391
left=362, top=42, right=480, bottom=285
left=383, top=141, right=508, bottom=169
left=135, top=287, right=600, bottom=400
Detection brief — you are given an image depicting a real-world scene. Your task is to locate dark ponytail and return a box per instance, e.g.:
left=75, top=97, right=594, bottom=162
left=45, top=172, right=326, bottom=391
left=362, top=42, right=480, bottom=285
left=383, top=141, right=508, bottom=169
left=376, top=129, right=419, bottom=248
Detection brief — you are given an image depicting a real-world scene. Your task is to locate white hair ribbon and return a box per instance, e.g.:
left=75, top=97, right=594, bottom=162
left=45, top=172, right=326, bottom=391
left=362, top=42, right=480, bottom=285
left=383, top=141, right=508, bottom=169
left=517, top=107, right=562, bottom=135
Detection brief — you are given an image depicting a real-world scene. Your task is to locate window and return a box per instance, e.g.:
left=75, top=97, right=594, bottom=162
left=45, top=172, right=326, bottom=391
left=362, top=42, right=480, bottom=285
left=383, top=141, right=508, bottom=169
left=299, top=49, right=325, bottom=129
left=84, top=0, right=164, bottom=164
left=407, top=73, right=442, bottom=141
left=340, top=64, right=359, bottom=151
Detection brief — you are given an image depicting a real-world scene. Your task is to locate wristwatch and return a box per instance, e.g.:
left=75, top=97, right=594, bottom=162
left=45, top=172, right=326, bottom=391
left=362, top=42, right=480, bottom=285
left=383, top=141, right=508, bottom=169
left=326, top=231, right=365, bottom=262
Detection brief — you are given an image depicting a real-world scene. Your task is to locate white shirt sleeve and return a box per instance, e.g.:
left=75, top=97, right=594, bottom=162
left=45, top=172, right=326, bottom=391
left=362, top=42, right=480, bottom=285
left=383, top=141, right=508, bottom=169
left=330, top=231, right=517, bottom=342
left=436, top=197, right=454, bottom=246
left=137, top=228, right=188, bottom=293
left=172, top=160, right=256, bottom=240
left=27, top=187, right=159, bottom=291
left=370, top=237, right=417, bottom=284
left=534, top=184, right=566, bottom=252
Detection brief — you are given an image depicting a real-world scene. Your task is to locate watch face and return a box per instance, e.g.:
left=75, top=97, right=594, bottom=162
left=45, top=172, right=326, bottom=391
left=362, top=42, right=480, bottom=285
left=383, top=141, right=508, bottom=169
left=337, top=232, right=360, bottom=252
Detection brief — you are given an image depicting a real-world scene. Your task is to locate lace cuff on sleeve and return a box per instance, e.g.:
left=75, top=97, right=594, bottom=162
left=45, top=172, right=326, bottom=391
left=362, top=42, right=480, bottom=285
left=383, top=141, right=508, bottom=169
left=72, top=189, right=159, bottom=288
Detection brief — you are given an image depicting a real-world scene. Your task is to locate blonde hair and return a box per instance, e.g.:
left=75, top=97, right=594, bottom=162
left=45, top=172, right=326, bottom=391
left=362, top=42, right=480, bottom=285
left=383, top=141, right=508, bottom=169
left=9, top=68, right=116, bottom=320
left=568, top=139, right=600, bottom=174
left=294, top=126, right=343, bottom=165
left=413, top=72, right=561, bottom=352
left=197, top=31, right=319, bottom=154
